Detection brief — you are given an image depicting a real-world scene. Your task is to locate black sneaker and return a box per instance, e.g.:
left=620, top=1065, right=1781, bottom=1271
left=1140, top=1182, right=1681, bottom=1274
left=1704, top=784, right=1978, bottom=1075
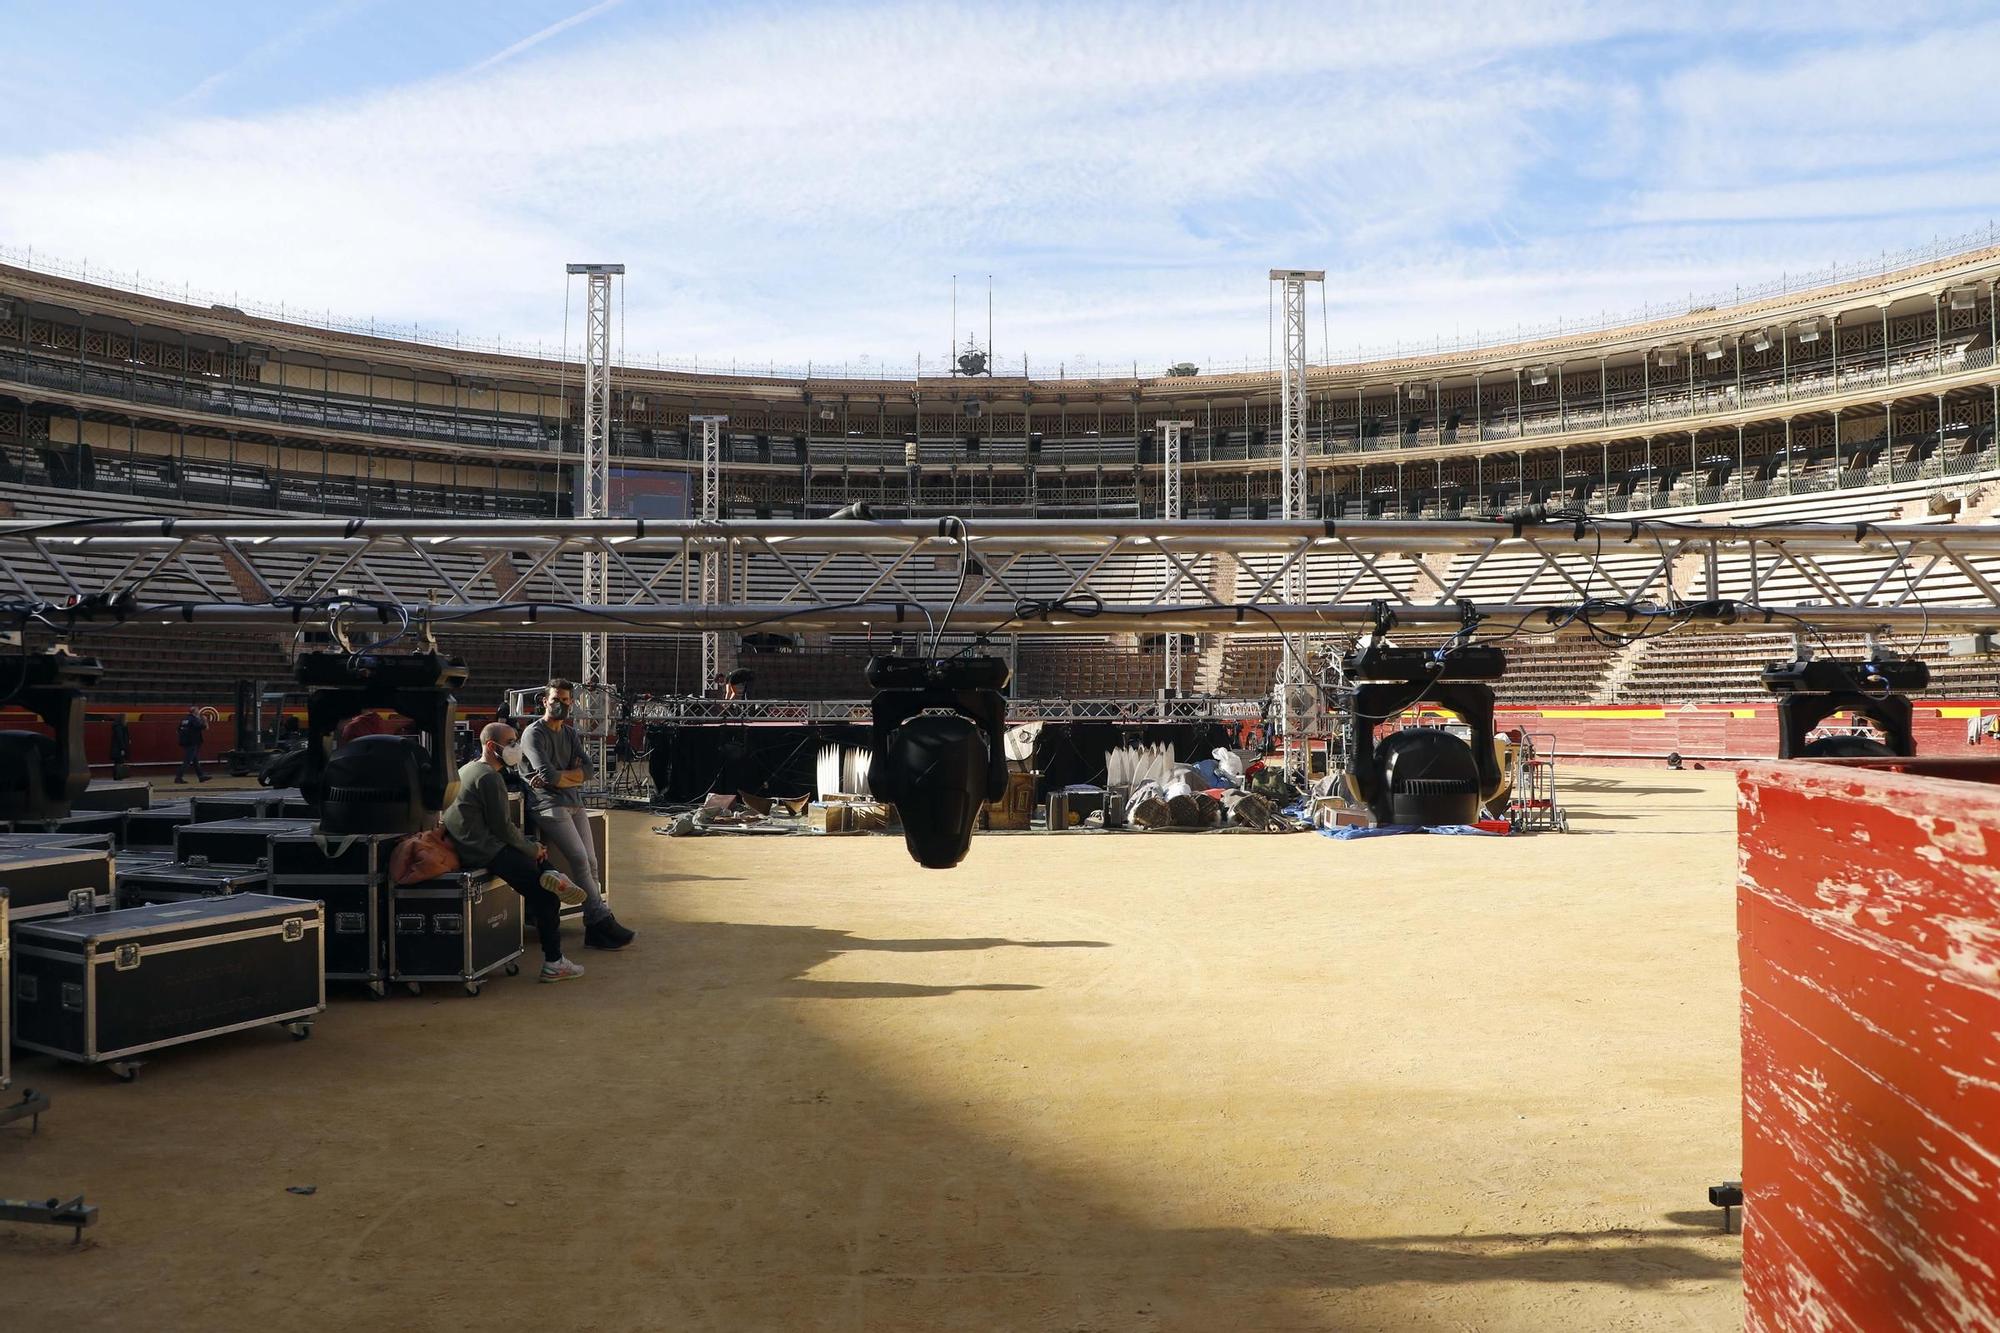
left=584, top=919, right=631, bottom=951
left=605, top=915, right=636, bottom=946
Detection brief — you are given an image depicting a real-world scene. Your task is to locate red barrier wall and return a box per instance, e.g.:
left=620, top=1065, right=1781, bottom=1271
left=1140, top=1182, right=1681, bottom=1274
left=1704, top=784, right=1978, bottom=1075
left=1737, top=760, right=2000, bottom=1331
left=1498, top=701, right=2000, bottom=767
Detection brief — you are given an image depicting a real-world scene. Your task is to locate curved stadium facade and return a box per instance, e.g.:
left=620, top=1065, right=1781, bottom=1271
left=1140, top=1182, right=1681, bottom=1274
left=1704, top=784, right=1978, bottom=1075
left=5, top=240, right=2000, bottom=761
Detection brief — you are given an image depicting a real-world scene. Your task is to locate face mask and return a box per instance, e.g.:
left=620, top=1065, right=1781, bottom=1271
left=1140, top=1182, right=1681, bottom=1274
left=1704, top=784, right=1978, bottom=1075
left=500, top=743, right=523, bottom=766
left=546, top=699, right=569, bottom=720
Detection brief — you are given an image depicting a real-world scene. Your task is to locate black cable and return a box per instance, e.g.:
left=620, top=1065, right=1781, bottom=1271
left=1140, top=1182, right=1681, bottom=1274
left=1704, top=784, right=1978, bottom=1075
left=931, top=515, right=970, bottom=656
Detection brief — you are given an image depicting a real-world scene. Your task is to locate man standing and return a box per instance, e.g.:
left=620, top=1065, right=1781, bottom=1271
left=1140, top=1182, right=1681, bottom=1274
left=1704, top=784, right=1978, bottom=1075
left=520, top=678, right=634, bottom=950
left=109, top=714, right=132, bottom=780
left=442, top=722, right=584, bottom=983
left=175, top=707, right=210, bottom=784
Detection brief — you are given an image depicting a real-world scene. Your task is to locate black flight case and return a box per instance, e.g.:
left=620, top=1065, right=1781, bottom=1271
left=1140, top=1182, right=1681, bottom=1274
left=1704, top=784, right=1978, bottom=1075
left=389, top=871, right=522, bottom=997
left=268, top=829, right=401, bottom=998
left=75, top=778, right=153, bottom=811
left=0, top=847, right=115, bottom=923
left=115, top=860, right=271, bottom=909
left=0, top=831, right=118, bottom=855
left=173, top=817, right=316, bottom=868
left=123, top=802, right=196, bottom=851
left=2, top=809, right=129, bottom=844
left=10, top=895, right=325, bottom=1082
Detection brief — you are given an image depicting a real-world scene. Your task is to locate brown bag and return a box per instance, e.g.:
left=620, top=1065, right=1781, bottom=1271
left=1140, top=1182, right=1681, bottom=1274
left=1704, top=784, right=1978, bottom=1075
left=391, top=826, right=461, bottom=885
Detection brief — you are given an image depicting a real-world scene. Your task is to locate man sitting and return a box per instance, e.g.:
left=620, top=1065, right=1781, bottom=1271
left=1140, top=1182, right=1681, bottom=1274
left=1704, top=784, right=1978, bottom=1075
left=443, top=721, right=585, bottom=983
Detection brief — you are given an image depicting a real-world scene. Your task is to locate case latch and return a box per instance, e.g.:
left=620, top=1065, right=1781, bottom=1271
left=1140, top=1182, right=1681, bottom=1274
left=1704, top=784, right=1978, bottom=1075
left=114, top=943, right=141, bottom=971
left=282, top=917, right=305, bottom=943
left=67, top=888, right=96, bottom=916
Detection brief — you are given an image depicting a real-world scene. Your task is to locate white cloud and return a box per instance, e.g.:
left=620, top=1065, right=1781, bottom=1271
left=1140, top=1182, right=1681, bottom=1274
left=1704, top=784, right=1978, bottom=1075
left=2, top=1, right=1994, bottom=372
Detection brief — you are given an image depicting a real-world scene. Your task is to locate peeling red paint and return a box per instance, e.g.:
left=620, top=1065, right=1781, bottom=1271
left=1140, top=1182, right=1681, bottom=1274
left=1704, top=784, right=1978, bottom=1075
left=1740, top=760, right=2000, bottom=1332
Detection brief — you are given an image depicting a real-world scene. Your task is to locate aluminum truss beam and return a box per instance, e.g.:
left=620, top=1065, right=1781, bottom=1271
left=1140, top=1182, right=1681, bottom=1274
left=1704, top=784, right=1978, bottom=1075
left=7, top=517, right=2000, bottom=636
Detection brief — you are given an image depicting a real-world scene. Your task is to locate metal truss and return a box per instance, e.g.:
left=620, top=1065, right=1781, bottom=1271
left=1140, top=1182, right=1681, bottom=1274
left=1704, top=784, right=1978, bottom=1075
left=628, top=695, right=1266, bottom=726
left=1270, top=270, right=1323, bottom=777
left=1158, top=418, right=1193, bottom=695
left=692, top=414, right=726, bottom=688
left=566, top=262, right=622, bottom=776
left=6, top=515, right=2000, bottom=639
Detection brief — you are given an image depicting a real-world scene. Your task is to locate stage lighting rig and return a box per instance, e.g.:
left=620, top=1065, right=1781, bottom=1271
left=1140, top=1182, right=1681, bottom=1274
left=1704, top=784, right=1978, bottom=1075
left=865, top=653, right=1010, bottom=869
left=0, top=649, right=103, bottom=820
left=1761, top=655, right=1930, bottom=758
left=296, top=648, right=469, bottom=834
left=1339, top=609, right=1509, bottom=827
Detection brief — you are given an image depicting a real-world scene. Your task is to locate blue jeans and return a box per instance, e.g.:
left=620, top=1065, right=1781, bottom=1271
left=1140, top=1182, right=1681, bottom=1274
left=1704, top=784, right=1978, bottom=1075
left=176, top=745, right=205, bottom=780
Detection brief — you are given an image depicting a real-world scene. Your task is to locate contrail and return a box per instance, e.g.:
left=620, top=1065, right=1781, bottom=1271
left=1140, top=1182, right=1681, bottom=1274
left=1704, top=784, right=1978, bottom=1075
left=463, top=0, right=629, bottom=76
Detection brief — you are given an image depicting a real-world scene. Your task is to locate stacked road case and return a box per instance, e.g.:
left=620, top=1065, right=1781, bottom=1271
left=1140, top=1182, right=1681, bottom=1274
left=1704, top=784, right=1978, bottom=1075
left=0, top=848, right=115, bottom=923
left=267, top=830, right=402, bottom=998
left=116, top=861, right=271, bottom=909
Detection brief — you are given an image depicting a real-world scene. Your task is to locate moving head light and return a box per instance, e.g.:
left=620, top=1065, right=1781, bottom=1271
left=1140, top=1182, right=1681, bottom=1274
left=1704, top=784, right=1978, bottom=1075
left=866, top=654, right=1010, bottom=869
left=297, top=649, right=469, bottom=834
left=1760, top=656, right=1929, bottom=759
left=1343, top=639, right=1509, bottom=827
left=0, top=649, right=103, bottom=820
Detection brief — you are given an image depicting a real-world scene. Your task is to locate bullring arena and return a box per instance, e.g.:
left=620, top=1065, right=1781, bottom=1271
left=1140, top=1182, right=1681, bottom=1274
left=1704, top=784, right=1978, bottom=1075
left=0, top=234, right=1998, bottom=1332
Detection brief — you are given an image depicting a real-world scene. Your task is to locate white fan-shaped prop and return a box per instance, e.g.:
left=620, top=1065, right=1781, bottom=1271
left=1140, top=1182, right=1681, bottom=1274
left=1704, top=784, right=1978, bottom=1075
left=1003, top=722, right=1043, bottom=763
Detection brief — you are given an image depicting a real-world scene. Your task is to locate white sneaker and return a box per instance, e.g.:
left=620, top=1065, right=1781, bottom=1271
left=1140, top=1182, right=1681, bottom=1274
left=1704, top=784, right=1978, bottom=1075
left=539, top=869, right=587, bottom=907
left=539, top=957, right=586, bottom=983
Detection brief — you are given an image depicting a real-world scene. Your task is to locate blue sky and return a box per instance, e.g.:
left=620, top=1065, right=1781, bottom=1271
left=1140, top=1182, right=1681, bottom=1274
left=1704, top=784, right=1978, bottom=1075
left=4, top=1, right=1999, bottom=374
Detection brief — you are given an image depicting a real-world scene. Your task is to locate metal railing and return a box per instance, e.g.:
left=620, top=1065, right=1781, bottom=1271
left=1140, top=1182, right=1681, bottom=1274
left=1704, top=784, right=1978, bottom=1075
left=7, top=222, right=1999, bottom=380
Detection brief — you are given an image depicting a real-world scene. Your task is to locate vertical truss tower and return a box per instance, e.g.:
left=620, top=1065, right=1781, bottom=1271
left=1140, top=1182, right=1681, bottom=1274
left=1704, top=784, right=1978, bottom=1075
left=1270, top=269, right=1324, bottom=777
left=1159, top=419, right=1193, bottom=695
left=691, top=414, right=728, bottom=689
left=566, top=263, right=623, bottom=776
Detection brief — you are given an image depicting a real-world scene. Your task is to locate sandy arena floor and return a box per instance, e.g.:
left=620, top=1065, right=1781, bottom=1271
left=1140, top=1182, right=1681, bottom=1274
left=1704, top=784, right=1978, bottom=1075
left=2, top=767, right=1744, bottom=1330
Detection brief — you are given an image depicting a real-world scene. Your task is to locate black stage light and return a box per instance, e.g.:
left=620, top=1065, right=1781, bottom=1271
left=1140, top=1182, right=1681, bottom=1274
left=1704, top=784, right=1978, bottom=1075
left=1760, top=656, right=1929, bottom=758
left=0, top=649, right=103, bottom=820
left=296, top=649, right=469, bottom=834
left=865, top=654, right=1010, bottom=869
left=1341, top=629, right=1509, bottom=827
left=1371, top=728, right=1484, bottom=826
